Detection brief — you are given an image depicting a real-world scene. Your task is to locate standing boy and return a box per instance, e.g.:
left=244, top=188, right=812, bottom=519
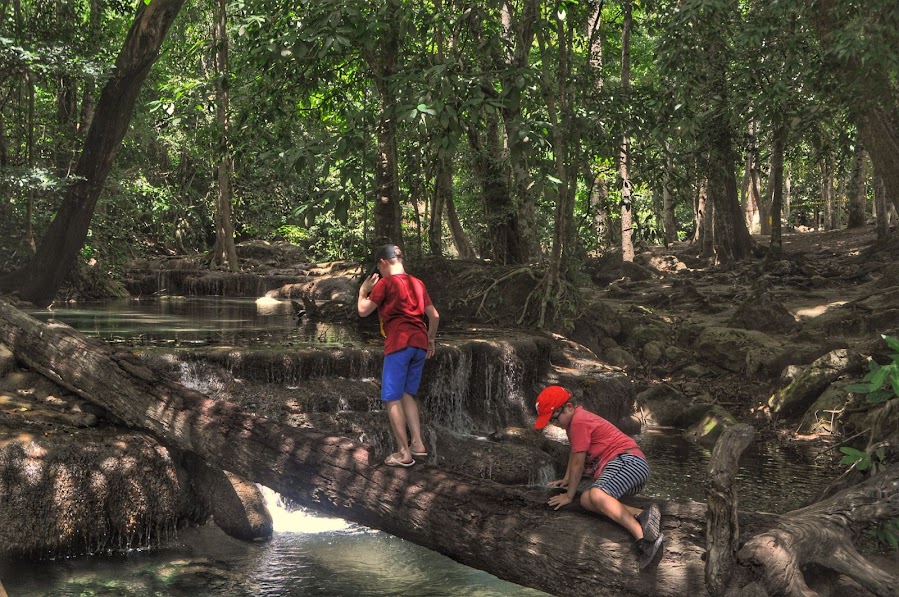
left=358, top=244, right=439, bottom=467
left=534, top=385, right=664, bottom=569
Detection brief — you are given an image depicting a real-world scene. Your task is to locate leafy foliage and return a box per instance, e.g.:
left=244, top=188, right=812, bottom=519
left=846, top=335, right=899, bottom=405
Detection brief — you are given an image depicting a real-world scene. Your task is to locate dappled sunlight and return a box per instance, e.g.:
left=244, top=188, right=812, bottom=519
left=792, top=300, right=848, bottom=320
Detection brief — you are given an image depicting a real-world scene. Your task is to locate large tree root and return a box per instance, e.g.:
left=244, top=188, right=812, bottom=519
left=709, top=425, right=899, bottom=596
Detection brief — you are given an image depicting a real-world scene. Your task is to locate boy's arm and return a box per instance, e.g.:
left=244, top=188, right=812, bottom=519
left=548, top=451, right=586, bottom=510
left=425, top=304, right=439, bottom=357
left=357, top=274, right=380, bottom=317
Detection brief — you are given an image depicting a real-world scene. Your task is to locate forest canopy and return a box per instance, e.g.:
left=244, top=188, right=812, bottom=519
left=0, top=0, right=896, bottom=306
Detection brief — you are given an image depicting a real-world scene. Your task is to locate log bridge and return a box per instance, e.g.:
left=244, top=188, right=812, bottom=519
left=1, top=299, right=896, bottom=596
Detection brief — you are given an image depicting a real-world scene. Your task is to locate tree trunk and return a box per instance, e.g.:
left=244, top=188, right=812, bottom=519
left=499, top=0, right=539, bottom=264
left=744, top=125, right=762, bottom=234
left=365, top=0, right=402, bottom=247
left=0, top=0, right=186, bottom=305
left=0, top=299, right=710, bottom=597
left=705, top=425, right=756, bottom=595
left=821, top=158, right=834, bottom=230
left=874, top=173, right=890, bottom=240
left=445, top=192, right=475, bottom=259
left=809, top=0, right=899, bottom=218
left=703, top=37, right=752, bottom=263
left=467, top=115, right=520, bottom=264
left=211, top=0, right=239, bottom=272
left=768, top=125, right=786, bottom=255
left=733, top=466, right=899, bottom=596
left=619, top=0, right=634, bottom=263
left=663, top=143, right=677, bottom=246
left=846, top=137, right=868, bottom=229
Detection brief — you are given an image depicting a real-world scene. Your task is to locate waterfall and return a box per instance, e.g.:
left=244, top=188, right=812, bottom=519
left=257, top=486, right=353, bottom=534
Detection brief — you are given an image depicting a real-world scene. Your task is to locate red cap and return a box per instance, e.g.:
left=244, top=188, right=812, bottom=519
left=534, top=385, right=571, bottom=429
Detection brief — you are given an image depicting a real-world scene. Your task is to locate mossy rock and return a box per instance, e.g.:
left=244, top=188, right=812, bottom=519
left=684, top=405, right=738, bottom=447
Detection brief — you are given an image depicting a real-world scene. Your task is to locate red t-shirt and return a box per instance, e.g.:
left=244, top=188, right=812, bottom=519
left=567, top=406, right=645, bottom=478
left=368, top=273, right=432, bottom=355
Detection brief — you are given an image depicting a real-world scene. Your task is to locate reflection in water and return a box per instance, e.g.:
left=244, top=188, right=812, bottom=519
left=637, top=428, right=836, bottom=513
left=30, top=297, right=371, bottom=348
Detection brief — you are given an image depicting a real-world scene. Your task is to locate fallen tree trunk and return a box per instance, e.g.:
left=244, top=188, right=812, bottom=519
left=708, top=423, right=899, bottom=596
left=734, top=465, right=899, bottom=596
left=5, top=300, right=895, bottom=596
left=0, top=299, right=711, bottom=596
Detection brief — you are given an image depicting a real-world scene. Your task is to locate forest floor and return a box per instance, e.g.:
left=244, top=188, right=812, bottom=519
left=579, top=224, right=899, bottom=436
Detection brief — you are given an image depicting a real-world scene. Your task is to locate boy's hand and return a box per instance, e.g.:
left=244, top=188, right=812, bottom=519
left=548, top=493, right=573, bottom=510
left=547, top=479, right=568, bottom=488
left=360, top=273, right=380, bottom=297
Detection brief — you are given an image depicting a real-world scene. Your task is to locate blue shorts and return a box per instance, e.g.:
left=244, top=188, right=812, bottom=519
left=591, top=453, right=650, bottom=500
left=381, top=346, right=427, bottom=402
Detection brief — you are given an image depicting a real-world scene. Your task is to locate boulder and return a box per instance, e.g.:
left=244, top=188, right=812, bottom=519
left=694, top=326, right=782, bottom=374
left=768, top=349, right=867, bottom=419
left=684, top=405, right=738, bottom=447
left=0, top=344, right=13, bottom=378
left=798, top=382, right=853, bottom=435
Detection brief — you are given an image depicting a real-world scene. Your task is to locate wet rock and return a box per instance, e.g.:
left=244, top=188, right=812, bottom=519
left=680, top=364, right=713, bottom=378
left=181, top=454, right=273, bottom=542
left=767, top=349, right=867, bottom=419
left=0, top=344, right=13, bottom=378
left=798, top=382, right=853, bottom=435
left=636, top=384, right=689, bottom=427
left=601, top=346, right=638, bottom=371
left=684, top=405, right=738, bottom=447
left=694, top=326, right=782, bottom=374
left=642, top=341, right=664, bottom=365
left=727, top=280, right=796, bottom=333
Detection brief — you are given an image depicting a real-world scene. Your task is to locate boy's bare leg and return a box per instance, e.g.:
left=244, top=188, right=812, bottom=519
left=401, top=392, right=426, bottom=454
left=385, top=400, right=412, bottom=462
left=580, top=487, right=644, bottom=539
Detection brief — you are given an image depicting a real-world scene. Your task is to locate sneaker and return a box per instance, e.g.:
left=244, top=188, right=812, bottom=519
left=636, top=503, right=661, bottom=543
left=635, top=534, right=665, bottom=570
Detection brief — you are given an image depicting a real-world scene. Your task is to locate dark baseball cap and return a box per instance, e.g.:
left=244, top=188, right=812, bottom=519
left=374, top=244, right=402, bottom=261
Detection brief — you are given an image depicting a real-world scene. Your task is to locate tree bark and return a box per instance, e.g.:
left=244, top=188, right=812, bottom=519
left=663, top=143, right=677, bottom=246
left=846, top=137, right=868, bottom=229
left=734, top=466, right=899, bottom=596
left=364, top=0, right=402, bottom=247
left=768, top=124, right=786, bottom=255
left=874, top=173, right=890, bottom=240
left=211, top=0, right=239, bottom=272
left=499, top=0, right=539, bottom=263
left=705, top=424, right=756, bottom=595
left=619, top=0, right=634, bottom=263
left=0, top=0, right=186, bottom=306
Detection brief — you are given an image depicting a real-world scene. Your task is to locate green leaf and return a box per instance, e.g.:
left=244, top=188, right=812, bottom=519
left=846, top=383, right=874, bottom=393
left=866, top=389, right=894, bottom=404
left=882, top=335, right=899, bottom=353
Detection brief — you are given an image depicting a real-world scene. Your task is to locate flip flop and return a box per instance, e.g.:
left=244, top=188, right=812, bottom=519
left=385, top=454, right=415, bottom=468
left=411, top=451, right=429, bottom=457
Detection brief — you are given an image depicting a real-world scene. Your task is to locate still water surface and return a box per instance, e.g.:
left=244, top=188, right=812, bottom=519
left=5, top=298, right=838, bottom=595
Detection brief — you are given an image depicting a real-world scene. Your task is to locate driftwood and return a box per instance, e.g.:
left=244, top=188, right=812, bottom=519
left=3, top=299, right=897, bottom=596
left=708, top=423, right=899, bottom=596
left=706, top=424, right=756, bottom=594
left=0, top=299, right=712, bottom=596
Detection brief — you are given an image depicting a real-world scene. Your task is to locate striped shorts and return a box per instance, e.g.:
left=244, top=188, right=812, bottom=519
left=591, top=453, right=650, bottom=500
